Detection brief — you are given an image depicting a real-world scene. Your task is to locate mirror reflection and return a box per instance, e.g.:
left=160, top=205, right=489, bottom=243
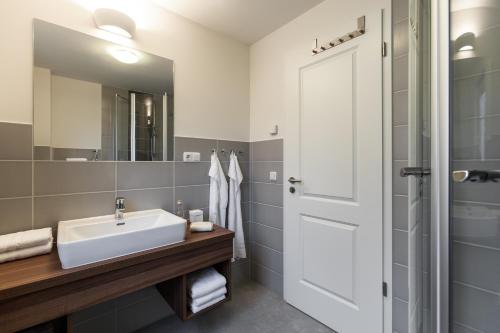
left=33, top=19, right=174, bottom=161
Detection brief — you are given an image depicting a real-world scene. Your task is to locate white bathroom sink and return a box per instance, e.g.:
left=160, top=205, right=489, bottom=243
left=57, top=209, right=187, bottom=269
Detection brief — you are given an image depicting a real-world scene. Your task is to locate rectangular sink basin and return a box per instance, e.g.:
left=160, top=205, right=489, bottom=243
left=57, top=209, right=187, bottom=269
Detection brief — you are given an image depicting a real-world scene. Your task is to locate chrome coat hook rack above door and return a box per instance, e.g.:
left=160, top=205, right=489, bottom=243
left=312, top=16, right=365, bottom=55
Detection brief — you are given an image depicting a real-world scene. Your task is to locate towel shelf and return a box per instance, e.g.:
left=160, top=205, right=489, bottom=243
left=157, top=260, right=232, bottom=320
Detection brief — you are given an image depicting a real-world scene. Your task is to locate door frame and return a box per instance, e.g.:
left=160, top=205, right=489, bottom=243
left=430, top=0, right=450, bottom=332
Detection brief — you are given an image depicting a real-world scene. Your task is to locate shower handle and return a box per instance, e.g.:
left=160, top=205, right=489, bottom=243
left=452, top=170, right=500, bottom=183
left=400, top=167, right=431, bottom=178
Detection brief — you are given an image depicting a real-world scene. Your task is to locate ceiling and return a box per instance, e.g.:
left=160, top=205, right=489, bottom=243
left=153, top=0, right=325, bottom=44
left=34, top=20, right=174, bottom=94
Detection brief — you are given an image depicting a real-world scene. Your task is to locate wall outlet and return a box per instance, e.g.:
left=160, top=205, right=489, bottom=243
left=183, top=152, right=200, bottom=162
left=269, top=171, right=278, bottom=182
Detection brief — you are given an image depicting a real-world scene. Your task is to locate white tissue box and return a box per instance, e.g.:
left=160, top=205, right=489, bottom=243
left=189, top=209, right=204, bottom=222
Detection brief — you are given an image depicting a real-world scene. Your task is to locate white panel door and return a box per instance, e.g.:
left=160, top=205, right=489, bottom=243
left=284, top=10, right=383, bottom=333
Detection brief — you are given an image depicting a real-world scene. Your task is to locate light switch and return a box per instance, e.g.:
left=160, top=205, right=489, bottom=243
left=269, top=171, right=278, bottom=182
left=183, top=152, right=200, bottom=162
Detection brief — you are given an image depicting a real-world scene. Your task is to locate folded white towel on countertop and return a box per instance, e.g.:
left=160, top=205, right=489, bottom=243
left=189, top=286, right=227, bottom=307
left=0, top=228, right=53, bottom=253
left=0, top=241, right=53, bottom=264
left=190, top=222, right=214, bottom=232
left=190, top=294, right=226, bottom=314
left=187, top=267, right=227, bottom=299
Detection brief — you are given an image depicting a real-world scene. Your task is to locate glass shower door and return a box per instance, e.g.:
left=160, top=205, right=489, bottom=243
left=401, top=0, right=431, bottom=332
left=450, top=1, right=500, bottom=332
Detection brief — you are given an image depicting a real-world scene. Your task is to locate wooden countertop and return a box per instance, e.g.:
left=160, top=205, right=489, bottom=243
left=0, top=225, right=233, bottom=303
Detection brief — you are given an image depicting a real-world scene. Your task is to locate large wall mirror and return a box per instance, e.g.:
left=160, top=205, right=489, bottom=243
left=33, top=19, right=174, bottom=161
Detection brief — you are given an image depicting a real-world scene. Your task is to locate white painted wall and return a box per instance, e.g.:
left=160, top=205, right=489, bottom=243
left=51, top=75, right=102, bottom=149
left=249, top=0, right=390, bottom=141
left=33, top=67, right=51, bottom=146
left=0, top=0, right=249, bottom=141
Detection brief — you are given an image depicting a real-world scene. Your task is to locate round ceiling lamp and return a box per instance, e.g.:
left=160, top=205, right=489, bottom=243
left=94, top=8, right=136, bottom=38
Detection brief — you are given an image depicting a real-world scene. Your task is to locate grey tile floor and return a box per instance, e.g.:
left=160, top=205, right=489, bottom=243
left=139, top=281, right=333, bottom=333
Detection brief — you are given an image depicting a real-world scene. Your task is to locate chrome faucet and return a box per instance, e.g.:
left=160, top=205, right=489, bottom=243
left=115, top=197, right=125, bottom=220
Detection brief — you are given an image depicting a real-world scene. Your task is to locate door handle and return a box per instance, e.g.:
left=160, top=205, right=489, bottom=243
left=288, top=177, right=302, bottom=184
left=400, top=167, right=431, bottom=178
left=452, top=170, right=500, bottom=183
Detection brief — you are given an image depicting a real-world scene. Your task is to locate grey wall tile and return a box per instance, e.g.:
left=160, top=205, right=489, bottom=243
left=251, top=203, right=283, bottom=229
left=117, top=188, right=174, bottom=213
left=251, top=242, right=283, bottom=274
left=453, top=161, right=500, bottom=204
left=241, top=182, right=250, bottom=203
left=0, top=198, right=32, bottom=235
left=252, top=183, right=283, bottom=207
left=218, top=140, right=250, bottom=161
left=34, top=192, right=115, bottom=229
left=251, top=139, right=283, bottom=161
left=393, top=90, right=409, bottom=126
left=393, top=263, right=409, bottom=301
left=35, top=161, right=115, bottom=195
left=116, top=293, right=173, bottom=333
left=117, top=162, right=173, bottom=190
left=232, top=261, right=251, bottom=287
left=251, top=263, right=283, bottom=297
left=453, top=116, right=500, bottom=160
left=71, top=298, right=116, bottom=324
left=452, top=201, right=500, bottom=249
left=453, top=282, right=500, bottom=333
left=0, top=122, right=32, bottom=160
left=52, top=148, right=97, bottom=161
left=73, top=312, right=115, bottom=333
left=453, top=242, right=500, bottom=293
left=393, top=19, right=409, bottom=58
left=251, top=162, right=283, bottom=184
left=250, top=222, right=283, bottom=252
left=393, top=229, right=409, bottom=266
left=393, top=297, right=409, bottom=333
left=393, top=55, right=409, bottom=92
left=393, top=195, right=409, bottom=231
left=174, top=137, right=217, bottom=161
left=174, top=185, right=210, bottom=211
left=174, top=162, right=210, bottom=186
left=33, top=146, right=51, bottom=160
left=393, top=126, right=409, bottom=160
left=394, top=0, right=409, bottom=23
left=393, top=160, right=409, bottom=196
left=0, top=161, right=32, bottom=198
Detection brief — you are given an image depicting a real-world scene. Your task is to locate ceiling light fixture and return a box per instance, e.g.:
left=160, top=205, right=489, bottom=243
left=94, top=8, right=136, bottom=38
left=108, top=47, right=140, bottom=64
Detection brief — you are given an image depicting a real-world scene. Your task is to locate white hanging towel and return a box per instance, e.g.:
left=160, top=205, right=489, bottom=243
left=228, top=152, right=247, bottom=259
left=209, top=152, right=228, bottom=227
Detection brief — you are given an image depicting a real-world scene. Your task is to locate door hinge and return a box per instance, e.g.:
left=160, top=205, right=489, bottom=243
left=382, top=282, right=388, bottom=297
left=382, top=42, right=387, bottom=57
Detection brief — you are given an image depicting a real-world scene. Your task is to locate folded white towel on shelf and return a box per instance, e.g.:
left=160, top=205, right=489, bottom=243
left=189, top=286, right=227, bottom=308
left=0, top=228, right=53, bottom=253
left=0, top=241, right=53, bottom=264
left=190, top=295, right=226, bottom=314
left=187, top=267, right=227, bottom=299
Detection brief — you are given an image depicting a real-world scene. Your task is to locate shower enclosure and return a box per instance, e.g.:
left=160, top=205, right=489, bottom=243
left=115, top=91, right=167, bottom=161
left=401, top=0, right=500, bottom=332
left=449, top=0, right=500, bottom=332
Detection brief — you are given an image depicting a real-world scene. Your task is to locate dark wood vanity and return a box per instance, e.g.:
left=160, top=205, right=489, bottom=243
left=0, top=225, right=234, bottom=332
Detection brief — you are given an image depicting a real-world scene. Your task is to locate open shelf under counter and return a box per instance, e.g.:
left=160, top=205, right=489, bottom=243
left=0, top=224, right=234, bottom=333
